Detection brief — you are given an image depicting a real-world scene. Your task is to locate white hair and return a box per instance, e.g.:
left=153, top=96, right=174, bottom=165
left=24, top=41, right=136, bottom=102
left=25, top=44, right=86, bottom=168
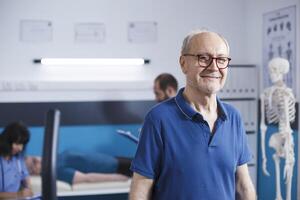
left=181, top=29, right=230, bottom=55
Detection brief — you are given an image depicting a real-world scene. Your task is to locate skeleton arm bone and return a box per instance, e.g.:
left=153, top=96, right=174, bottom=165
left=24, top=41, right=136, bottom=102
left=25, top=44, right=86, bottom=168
left=260, top=93, right=270, bottom=176
left=283, top=96, right=295, bottom=183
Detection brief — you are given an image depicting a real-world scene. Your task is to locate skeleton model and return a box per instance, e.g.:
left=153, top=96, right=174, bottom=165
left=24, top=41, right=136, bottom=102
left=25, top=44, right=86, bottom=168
left=260, top=57, right=296, bottom=200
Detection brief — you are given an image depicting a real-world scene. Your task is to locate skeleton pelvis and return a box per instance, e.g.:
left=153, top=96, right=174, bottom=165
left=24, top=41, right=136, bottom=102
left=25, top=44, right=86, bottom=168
left=269, top=133, right=285, bottom=156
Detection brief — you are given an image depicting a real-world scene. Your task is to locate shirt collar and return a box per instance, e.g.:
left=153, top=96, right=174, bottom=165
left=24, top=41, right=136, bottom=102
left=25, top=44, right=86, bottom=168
left=217, top=97, right=228, bottom=121
left=175, top=87, right=228, bottom=121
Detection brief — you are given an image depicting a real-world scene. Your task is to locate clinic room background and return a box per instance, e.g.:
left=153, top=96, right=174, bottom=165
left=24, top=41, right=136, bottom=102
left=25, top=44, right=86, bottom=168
left=0, top=0, right=299, bottom=200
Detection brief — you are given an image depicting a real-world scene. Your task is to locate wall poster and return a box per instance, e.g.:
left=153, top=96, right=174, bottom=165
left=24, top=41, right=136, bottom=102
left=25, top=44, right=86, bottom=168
left=263, top=5, right=296, bottom=91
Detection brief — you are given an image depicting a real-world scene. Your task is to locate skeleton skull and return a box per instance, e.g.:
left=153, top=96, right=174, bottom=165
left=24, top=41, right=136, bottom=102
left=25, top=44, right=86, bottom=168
left=268, top=57, right=290, bottom=83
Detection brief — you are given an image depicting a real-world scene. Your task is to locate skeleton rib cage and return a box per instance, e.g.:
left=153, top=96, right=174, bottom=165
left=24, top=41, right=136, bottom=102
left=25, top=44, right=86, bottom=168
left=264, top=86, right=296, bottom=132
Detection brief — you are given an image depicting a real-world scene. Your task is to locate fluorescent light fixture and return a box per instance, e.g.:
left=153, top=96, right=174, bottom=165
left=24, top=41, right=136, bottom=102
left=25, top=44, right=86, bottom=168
left=33, top=58, right=150, bottom=66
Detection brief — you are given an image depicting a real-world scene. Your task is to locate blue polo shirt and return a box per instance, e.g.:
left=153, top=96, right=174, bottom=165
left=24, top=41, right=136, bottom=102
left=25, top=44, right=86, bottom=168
left=130, top=88, right=252, bottom=200
left=0, top=154, right=29, bottom=192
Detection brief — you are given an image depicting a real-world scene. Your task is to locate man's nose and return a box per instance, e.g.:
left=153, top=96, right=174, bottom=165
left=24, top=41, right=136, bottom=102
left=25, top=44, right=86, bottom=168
left=206, top=59, right=219, bottom=71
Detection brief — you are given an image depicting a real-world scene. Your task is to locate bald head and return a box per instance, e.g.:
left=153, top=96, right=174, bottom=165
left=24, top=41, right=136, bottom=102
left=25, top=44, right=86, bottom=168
left=181, top=30, right=230, bottom=55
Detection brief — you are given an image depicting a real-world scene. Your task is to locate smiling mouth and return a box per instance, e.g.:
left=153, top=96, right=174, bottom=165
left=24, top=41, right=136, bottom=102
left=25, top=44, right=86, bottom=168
left=201, top=75, right=221, bottom=79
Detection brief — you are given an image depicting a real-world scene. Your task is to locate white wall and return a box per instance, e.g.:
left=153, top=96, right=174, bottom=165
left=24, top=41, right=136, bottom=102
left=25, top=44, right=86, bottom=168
left=0, top=0, right=247, bottom=101
left=244, top=0, right=300, bottom=198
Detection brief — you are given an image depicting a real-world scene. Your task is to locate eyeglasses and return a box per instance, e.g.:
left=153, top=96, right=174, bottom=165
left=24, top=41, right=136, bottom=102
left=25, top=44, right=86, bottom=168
left=182, top=54, right=231, bottom=69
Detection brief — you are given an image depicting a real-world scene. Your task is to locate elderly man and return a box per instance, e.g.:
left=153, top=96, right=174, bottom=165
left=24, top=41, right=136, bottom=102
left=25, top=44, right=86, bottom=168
left=153, top=73, right=178, bottom=102
left=129, top=30, right=256, bottom=200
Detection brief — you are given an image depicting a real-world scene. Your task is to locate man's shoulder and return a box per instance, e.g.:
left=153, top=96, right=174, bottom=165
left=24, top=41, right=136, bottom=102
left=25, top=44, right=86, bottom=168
left=146, top=98, right=176, bottom=119
left=219, top=100, right=242, bottom=118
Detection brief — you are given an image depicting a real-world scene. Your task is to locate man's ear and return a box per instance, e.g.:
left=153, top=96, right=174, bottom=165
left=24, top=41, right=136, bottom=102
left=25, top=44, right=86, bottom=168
left=166, top=86, right=176, bottom=98
left=179, top=56, right=187, bottom=74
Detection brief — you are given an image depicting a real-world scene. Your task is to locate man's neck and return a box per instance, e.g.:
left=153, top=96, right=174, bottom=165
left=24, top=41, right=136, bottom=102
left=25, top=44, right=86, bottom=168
left=183, top=86, right=218, bottom=114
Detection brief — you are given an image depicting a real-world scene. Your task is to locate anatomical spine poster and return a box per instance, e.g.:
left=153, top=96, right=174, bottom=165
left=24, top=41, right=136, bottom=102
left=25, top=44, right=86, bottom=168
left=263, top=5, right=296, bottom=91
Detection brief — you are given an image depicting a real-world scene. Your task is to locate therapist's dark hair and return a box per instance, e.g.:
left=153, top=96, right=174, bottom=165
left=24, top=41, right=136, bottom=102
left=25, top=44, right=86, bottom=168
left=1, top=121, right=30, bottom=153
left=0, top=134, right=11, bottom=156
left=155, top=73, right=178, bottom=92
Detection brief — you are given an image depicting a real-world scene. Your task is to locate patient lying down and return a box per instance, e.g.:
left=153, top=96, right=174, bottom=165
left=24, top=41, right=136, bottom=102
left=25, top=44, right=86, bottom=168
left=25, top=150, right=132, bottom=185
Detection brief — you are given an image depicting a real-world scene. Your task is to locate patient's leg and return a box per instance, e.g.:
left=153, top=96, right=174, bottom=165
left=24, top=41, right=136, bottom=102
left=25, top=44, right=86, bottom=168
left=64, top=152, right=120, bottom=174
left=73, top=171, right=129, bottom=184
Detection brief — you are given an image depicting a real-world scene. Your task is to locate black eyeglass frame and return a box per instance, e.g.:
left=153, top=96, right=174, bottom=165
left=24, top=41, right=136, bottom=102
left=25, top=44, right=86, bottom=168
left=182, top=54, right=231, bottom=69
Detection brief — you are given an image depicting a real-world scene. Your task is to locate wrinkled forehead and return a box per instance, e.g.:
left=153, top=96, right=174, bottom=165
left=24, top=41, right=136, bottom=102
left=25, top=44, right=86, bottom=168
left=188, top=33, right=229, bottom=55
